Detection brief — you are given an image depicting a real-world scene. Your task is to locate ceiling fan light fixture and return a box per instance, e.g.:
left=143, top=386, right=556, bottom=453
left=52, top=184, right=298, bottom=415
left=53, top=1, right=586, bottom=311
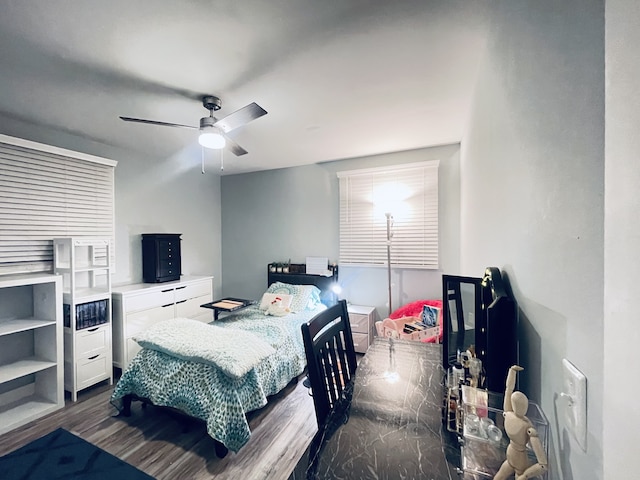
left=198, top=129, right=226, bottom=149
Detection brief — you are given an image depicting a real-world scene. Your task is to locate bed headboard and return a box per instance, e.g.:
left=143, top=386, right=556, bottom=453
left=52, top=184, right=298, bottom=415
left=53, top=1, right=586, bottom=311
left=267, top=263, right=339, bottom=306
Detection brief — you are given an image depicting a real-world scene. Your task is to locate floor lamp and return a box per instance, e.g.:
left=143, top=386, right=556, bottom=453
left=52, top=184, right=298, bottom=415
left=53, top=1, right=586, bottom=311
left=385, top=212, right=393, bottom=317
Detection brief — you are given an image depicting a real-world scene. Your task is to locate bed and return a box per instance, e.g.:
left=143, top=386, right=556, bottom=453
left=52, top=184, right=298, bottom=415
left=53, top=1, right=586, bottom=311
left=110, top=267, right=338, bottom=458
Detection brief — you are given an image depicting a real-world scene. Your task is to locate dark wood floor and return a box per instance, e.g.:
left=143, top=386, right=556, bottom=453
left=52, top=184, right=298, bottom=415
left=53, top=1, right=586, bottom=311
left=0, top=374, right=318, bottom=480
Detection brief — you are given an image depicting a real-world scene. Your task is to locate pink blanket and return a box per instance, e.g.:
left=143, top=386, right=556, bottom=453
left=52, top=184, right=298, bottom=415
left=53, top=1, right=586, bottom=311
left=389, top=299, right=443, bottom=343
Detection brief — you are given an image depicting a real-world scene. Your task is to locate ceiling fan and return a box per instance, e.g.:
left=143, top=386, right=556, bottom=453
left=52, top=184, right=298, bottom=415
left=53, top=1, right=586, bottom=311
left=120, top=95, right=267, bottom=156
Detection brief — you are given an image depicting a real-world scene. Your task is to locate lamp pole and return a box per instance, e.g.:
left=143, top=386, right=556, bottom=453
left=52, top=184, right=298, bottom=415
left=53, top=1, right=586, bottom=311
left=385, top=212, right=393, bottom=317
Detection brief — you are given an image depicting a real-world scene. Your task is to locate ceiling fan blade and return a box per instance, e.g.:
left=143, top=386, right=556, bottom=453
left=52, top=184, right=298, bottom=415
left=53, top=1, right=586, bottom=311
left=223, top=135, right=248, bottom=156
left=213, top=102, right=267, bottom=133
left=119, top=116, right=198, bottom=130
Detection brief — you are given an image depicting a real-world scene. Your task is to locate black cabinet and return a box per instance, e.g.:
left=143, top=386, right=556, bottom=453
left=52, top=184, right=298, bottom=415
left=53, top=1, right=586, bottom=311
left=142, top=233, right=181, bottom=283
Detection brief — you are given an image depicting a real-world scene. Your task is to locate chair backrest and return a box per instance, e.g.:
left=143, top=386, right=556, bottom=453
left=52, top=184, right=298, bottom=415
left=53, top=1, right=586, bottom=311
left=301, top=299, right=358, bottom=427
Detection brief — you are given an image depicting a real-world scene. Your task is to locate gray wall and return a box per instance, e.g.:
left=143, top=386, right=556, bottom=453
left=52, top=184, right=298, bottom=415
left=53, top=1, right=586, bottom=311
left=604, top=0, right=640, bottom=478
left=221, top=144, right=461, bottom=316
left=0, top=113, right=222, bottom=297
left=461, top=1, right=604, bottom=479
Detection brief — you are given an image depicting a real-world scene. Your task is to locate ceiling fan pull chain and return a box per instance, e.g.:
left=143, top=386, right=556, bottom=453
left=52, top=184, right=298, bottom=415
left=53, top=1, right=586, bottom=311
left=201, top=146, right=205, bottom=174
left=220, top=149, right=224, bottom=172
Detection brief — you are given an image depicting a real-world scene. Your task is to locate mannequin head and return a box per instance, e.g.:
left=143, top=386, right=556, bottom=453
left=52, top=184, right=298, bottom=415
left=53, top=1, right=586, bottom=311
left=511, top=391, right=528, bottom=417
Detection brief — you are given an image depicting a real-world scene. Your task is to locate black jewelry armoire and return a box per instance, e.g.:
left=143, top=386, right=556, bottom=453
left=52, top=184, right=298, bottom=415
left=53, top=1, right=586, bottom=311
left=142, top=233, right=181, bottom=283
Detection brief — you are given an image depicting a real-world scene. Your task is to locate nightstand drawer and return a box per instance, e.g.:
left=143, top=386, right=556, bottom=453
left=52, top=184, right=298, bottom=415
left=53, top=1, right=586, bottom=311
left=349, top=313, right=370, bottom=334
left=348, top=304, right=376, bottom=353
left=352, top=332, right=370, bottom=354
left=76, top=324, right=110, bottom=357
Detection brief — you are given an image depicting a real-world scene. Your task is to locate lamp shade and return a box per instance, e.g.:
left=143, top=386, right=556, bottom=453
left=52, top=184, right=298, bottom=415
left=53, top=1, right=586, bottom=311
left=198, top=129, right=226, bottom=149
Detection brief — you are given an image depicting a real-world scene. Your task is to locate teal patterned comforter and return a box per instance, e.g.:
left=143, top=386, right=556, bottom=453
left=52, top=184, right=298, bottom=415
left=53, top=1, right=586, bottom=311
left=110, top=305, right=322, bottom=453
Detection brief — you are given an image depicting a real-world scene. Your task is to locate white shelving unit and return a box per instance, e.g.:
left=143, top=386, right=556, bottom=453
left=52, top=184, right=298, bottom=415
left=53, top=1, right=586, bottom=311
left=0, top=273, right=64, bottom=435
left=53, top=237, right=113, bottom=401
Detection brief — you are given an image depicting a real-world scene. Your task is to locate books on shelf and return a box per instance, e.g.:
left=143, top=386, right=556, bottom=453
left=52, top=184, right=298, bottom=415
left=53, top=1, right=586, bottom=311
left=64, top=299, right=108, bottom=330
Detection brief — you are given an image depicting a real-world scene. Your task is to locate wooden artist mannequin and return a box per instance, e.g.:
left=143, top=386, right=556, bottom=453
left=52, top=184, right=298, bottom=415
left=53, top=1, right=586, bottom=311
left=494, top=365, right=547, bottom=480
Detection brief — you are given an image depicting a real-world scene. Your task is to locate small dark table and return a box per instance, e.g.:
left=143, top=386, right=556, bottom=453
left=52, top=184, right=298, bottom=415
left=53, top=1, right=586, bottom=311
left=200, top=297, right=255, bottom=320
left=290, top=337, right=461, bottom=479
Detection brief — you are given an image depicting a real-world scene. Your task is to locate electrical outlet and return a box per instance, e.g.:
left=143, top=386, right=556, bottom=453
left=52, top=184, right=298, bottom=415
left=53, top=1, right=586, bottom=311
left=562, top=358, right=587, bottom=451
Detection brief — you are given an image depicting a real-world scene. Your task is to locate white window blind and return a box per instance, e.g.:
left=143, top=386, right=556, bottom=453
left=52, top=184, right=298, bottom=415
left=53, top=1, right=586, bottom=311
left=0, top=135, right=117, bottom=275
left=338, top=160, right=439, bottom=269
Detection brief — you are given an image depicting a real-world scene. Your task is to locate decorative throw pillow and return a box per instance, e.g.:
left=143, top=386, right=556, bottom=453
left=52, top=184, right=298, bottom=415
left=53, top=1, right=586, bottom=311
left=259, top=292, right=293, bottom=311
left=265, top=282, right=321, bottom=312
left=308, top=287, right=323, bottom=309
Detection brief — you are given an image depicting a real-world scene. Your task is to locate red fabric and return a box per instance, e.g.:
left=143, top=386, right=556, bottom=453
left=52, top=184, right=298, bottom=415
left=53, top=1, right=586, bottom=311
left=389, top=299, right=443, bottom=319
left=389, top=299, right=443, bottom=343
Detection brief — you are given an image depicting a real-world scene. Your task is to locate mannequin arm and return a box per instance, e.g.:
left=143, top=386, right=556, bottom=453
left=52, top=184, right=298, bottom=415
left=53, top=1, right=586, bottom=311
left=515, top=427, right=548, bottom=480
left=529, top=427, right=548, bottom=466
left=503, top=365, right=523, bottom=412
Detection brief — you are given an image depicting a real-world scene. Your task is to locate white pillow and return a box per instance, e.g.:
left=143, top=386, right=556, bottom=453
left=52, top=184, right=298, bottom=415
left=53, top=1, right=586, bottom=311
left=259, top=292, right=293, bottom=311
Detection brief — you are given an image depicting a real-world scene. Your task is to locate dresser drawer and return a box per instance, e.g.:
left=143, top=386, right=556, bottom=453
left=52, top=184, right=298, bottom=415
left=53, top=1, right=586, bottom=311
left=174, top=280, right=212, bottom=303
left=76, top=352, right=110, bottom=389
left=76, top=325, right=110, bottom=357
left=189, top=309, right=214, bottom=323
left=124, top=288, right=175, bottom=313
left=158, top=259, right=180, bottom=277
left=126, top=337, right=143, bottom=364
left=125, top=304, right=174, bottom=337
left=157, top=238, right=180, bottom=259
left=176, top=294, right=211, bottom=319
left=349, top=313, right=370, bottom=334
left=352, top=332, right=370, bottom=354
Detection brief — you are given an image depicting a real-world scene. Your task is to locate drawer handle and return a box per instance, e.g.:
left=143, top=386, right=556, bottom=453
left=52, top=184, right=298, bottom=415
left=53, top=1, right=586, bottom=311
left=161, top=288, right=173, bottom=293
left=162, top=303, right=173, bottom=308
left=87, top=327, right=99, bottom=332
left=176, top=286, right=186, bottom=290
left=88, top=354, right=100, bottom=360
left=176, top=300, right=187, bottom=304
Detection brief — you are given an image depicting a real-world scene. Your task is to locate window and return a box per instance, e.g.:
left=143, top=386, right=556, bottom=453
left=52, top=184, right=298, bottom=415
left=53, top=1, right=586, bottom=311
left=0, top=135, right=117, bottom=275
left=338, top=160, right=439, bottom=269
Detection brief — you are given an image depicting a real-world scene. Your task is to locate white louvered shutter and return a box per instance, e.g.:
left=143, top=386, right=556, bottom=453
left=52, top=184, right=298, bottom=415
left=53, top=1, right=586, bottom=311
left=0, top=135, right=116, bottom=275
left=338, top=161, right=439, bottom=269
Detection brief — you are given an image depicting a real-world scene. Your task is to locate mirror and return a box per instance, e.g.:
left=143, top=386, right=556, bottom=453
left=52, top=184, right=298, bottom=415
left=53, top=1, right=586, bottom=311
left=442, top=275, right=482, bottom=373
left=442, top=269, right=518, bottom=392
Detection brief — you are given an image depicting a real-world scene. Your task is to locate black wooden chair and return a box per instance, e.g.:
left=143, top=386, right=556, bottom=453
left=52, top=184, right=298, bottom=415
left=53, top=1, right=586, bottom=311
left=301, top=299, right=358, bottom=427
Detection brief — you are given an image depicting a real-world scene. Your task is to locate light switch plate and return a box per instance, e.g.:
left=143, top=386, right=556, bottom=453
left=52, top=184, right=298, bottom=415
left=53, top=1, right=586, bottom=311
left=562, top=358, right=587, bottom=451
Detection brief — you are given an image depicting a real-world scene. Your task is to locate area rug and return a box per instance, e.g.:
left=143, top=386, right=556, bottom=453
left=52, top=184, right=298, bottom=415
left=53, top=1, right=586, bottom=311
left=0, top=428, right=154, bottom=480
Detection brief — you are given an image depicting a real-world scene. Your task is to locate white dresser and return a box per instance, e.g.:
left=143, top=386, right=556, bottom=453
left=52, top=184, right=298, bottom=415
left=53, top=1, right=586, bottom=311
left=111, top=275, right=213, bottom=370
left=347, top=304, right=377, bottom=354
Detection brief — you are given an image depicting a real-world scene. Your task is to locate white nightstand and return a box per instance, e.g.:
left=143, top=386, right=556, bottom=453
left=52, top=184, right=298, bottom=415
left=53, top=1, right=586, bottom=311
left=347, top=304, right=376, bottom=353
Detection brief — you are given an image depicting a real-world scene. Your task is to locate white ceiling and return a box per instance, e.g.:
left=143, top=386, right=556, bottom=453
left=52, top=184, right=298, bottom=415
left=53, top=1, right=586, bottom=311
left=0, top=1, right=489, bottom=174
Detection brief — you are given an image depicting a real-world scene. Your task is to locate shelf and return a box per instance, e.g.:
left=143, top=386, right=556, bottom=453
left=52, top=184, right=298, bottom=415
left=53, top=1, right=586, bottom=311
left=0, top=357, right=57, bottom=383
left=0, top=394, right=61, bottom=436
left=0, top=273, right=63, bottom=436
left=0, top=318, right=56, bottom=336
left=54, top=264, right=110, bottom=272
left=62, top=289, right=111, bottom=304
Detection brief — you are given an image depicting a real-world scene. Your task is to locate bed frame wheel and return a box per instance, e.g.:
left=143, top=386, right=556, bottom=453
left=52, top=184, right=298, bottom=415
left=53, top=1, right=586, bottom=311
left=214, top=441, right=229, bottom=458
